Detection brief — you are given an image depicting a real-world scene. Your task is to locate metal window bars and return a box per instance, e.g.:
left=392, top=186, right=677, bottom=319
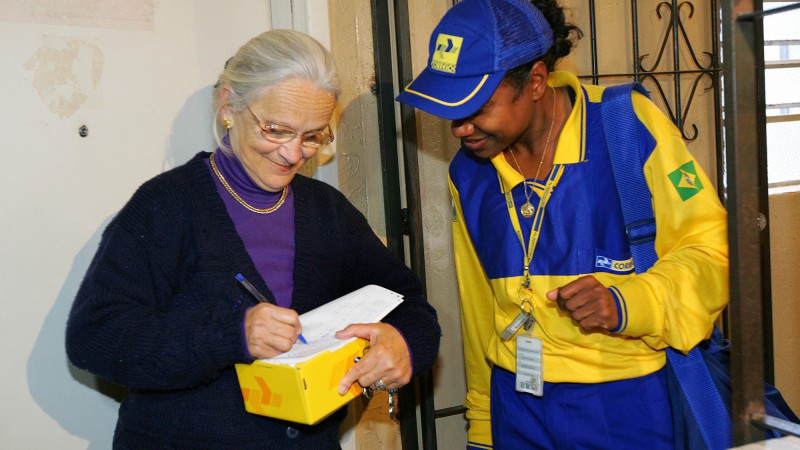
left=722, top=0, right=800, bottom=444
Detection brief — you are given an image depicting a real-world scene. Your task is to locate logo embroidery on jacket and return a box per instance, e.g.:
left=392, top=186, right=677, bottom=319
left=668, top=160, right=704, bottom=201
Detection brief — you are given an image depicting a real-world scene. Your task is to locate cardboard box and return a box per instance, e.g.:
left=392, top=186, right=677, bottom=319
left=234, top=338, right=369, bottom=425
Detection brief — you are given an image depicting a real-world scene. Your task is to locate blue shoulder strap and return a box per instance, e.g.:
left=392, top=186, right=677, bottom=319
left=601, top=83, right=732, bottom=450
left=601, top=83, right=658, bottom=270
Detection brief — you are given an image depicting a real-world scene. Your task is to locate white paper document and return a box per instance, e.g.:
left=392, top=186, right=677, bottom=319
left=259, top=284, right=404, bottom=366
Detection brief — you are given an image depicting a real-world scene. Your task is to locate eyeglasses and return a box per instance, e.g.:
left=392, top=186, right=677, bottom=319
left=245, top=105, right=334, bottom=149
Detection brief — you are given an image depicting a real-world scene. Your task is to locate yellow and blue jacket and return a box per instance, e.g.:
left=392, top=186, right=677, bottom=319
left=449, top=71, right=729, bottom=448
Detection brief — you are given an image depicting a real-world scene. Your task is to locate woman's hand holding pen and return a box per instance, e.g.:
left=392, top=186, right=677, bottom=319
left=244, top=303, right=304, bottom=359
left=335, top=323, right=412, bottom=396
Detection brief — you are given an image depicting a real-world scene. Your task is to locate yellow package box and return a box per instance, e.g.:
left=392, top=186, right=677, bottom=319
left=234, top=338, right=368, bottom=425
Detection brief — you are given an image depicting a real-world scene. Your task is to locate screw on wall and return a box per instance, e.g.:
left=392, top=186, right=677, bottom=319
left=79, top=125, right=89, bottom=137
left=756, top=213, right=768, bottom=231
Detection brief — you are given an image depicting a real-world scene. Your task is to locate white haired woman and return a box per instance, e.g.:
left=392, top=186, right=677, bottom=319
left=67, top=29, right=440, bottom=449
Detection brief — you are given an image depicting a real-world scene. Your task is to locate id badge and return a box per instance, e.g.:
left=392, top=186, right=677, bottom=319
left=515, top=335, right=544, bottom=396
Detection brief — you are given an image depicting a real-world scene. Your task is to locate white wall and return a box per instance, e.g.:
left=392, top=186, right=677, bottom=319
left=0, top=2, right=281, bottom=447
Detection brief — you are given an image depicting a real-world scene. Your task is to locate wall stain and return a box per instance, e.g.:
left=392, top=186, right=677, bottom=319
left=0, top=0, right=156, bottom=31
left=24, top=38, right=104, bottom=118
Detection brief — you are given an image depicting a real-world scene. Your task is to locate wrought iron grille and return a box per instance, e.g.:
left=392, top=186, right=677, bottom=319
left=580, top=0, right=723, bottom=189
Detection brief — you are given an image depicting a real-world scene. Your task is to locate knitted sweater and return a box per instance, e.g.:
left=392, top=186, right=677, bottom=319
left=66, top=152, right=441, bottom=449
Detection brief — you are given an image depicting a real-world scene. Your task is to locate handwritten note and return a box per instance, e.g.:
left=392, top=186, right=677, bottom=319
left=259, top=285, right=404, bottom=365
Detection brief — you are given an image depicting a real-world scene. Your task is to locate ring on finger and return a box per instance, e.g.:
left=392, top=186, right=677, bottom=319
left=374, top=379, right=388, bottom=391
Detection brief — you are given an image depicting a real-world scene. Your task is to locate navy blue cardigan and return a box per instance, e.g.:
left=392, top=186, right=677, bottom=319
left=66, top=152, right=440, bottom=449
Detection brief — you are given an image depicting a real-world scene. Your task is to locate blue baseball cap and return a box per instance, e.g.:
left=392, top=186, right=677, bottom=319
left=396, top=0, right=553, bottom=120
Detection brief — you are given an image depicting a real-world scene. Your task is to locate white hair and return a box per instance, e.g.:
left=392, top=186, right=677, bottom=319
left=212, top=29, right=341, bottom=152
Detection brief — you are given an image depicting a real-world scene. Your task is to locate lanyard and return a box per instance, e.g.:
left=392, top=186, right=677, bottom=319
left=501, top=165, right=562, bottom=290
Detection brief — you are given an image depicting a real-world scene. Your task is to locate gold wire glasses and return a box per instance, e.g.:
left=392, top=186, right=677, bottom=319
left=245, top=105, right=334, bottom=149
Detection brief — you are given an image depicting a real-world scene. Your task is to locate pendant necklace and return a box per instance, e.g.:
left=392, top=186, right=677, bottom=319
left=507, top=85, right=558, bottom=219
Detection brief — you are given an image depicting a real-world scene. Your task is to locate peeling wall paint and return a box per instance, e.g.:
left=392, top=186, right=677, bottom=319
left=24, top=37, right=104, bottom=118
left=2, top=1, right=282, bottom=448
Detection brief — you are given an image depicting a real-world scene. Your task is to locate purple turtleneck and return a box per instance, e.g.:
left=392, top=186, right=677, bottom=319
left=206, top=150, right=295, bottom=308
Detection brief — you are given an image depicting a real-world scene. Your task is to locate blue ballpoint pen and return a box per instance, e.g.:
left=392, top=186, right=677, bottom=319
left=235, top=273, right=307, bottom=344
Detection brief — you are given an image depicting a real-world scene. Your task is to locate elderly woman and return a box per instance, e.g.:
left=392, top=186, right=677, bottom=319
left=66, top=29, right=440, bottom=449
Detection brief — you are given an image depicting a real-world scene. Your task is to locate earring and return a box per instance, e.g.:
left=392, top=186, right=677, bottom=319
left=221, top=118, right=232, bottom=130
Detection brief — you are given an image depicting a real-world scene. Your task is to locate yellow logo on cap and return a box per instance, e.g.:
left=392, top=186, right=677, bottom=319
left=431, top=33, right=463, bottom=74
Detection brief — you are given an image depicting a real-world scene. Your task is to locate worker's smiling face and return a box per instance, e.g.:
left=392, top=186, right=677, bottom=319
left=450, top=81, right=539, bottom=160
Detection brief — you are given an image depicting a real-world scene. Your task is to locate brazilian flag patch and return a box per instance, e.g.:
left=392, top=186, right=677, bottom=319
left=668, top=161, right=704, bottom=201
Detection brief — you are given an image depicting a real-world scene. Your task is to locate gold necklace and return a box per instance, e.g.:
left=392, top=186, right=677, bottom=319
left=209, top=152, right=288, bottom=214
left=508, top=85, right=558, bottom=219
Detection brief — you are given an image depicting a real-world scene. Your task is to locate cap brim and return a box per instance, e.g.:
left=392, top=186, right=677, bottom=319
left=396, top=68, right=505, bottom=121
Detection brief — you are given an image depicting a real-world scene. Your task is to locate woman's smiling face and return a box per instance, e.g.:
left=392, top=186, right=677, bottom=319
left=227, top=78, right=336, bottom=192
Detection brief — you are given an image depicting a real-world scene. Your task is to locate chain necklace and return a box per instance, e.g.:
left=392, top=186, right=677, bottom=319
left=507, top=85, right=558, bottom=219
left=209, top=152, right=288, bottom=214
